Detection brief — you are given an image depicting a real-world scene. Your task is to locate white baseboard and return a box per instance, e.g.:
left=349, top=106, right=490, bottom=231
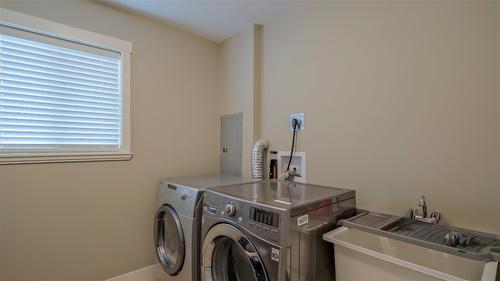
left=104, top=264, right=163, bottom=281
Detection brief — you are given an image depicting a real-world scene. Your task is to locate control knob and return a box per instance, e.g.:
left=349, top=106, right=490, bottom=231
left=180, top=191, right=188, bottom=200
left=224, top=203, right=236, bottom=217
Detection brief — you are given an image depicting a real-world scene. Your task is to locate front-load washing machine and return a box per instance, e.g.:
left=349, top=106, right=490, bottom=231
left=154, top=174, right=256, bottom=280
left=201, top=180, right=357, bottom=281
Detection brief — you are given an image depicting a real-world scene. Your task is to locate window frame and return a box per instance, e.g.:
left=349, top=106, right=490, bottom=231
left=0, top=8, right=132, bottom=164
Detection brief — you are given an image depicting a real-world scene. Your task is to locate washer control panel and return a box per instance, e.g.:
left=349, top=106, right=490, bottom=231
left=203, top=194, right=281, bottom=243
left=250, top=207, right=279, bottom=228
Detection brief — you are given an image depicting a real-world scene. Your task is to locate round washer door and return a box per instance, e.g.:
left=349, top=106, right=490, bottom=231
left=202, top=223, right=268, bottom=281
left=154, top=204, right=185, bottom=275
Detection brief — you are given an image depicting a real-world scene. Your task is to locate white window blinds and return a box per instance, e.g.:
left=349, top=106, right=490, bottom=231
left=0, top=27, right=123, bottom=153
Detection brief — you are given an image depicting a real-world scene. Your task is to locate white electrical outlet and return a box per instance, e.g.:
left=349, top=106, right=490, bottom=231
left=290, top=113, right=304, bottom=130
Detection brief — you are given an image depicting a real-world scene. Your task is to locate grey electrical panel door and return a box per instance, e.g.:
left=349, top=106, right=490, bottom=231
left=220, top=113, right=242, bottom=176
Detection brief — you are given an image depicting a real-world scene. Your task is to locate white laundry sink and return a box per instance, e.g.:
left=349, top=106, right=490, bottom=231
left=323, top=227, right=498, bottom=281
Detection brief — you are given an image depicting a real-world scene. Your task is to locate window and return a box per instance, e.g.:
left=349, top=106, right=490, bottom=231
left=0, top=8, right=132, bottom=164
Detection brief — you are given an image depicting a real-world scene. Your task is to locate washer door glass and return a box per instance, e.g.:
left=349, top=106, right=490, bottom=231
left=203, top=223, right=268, bottom=281
left=155, top=205, right=185, bottom=275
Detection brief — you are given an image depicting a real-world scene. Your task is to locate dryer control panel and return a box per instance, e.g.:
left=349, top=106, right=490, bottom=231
left=156, top=181, right=202, bottom=217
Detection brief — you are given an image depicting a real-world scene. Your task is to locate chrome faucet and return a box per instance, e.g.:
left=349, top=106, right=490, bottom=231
left=419, top=196, right=428, bottom=218
left=409, top=196, right=441, bottom=224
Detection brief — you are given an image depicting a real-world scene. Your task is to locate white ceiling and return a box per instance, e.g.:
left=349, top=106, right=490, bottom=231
left=102, top=0, right=299, bottom=43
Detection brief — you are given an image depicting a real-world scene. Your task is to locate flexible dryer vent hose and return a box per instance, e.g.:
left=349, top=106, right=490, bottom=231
left=251, top=139, right=270, bottom=180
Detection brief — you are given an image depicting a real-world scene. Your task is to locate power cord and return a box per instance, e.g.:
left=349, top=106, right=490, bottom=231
left=286, top=118, right=299, bottom=172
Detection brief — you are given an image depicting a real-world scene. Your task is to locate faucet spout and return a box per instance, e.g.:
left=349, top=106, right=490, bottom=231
left=409, top=195, right=441, bottom=224
left=418, top=196, right=428, bottom=218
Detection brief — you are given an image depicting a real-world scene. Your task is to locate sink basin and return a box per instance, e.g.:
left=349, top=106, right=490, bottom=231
left=340, top=211, right=500, bottom=262
left=323, top=227, right=498, bottom=281
left=381, top=217, right=450, bottom=243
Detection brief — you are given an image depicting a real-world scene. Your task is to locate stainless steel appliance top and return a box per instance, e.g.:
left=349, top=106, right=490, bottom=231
left=207, top=180, right=355, bottom=211
left=160, top=174, right=255, bottom=191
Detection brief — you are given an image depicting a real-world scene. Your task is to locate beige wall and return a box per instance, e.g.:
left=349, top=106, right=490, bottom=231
left=1, top=1, right=499, bottom=281
left=261, top=2, right=500, bottom=233
left=0, top=1, right=220, bottom=281
left=218, top=25, right=262, bottom=178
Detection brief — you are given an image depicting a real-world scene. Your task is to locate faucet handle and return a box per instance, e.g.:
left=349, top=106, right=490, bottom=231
left=409, top=208, right=418, bottom=219
left=430, top=212, right=441, bottom=222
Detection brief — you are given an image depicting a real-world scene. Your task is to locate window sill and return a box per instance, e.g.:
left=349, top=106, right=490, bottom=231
left=0, top=152, right=133, bottom=165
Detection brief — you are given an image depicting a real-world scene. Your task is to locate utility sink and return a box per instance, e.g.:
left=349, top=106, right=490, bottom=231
left=323, top=211, right=500, bottom=281
left=340, top=211, right=500, bottom=262
left=323, top=227, right=498, bottom=281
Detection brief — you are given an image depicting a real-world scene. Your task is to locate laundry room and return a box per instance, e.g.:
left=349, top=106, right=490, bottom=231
left=0, top=1, right=499, bottom=281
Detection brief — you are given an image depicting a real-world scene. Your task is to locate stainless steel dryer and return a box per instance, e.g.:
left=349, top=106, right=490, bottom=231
left=154, top=174, right=255, bottom=281
left=201, top=180, right=357, bottom=281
